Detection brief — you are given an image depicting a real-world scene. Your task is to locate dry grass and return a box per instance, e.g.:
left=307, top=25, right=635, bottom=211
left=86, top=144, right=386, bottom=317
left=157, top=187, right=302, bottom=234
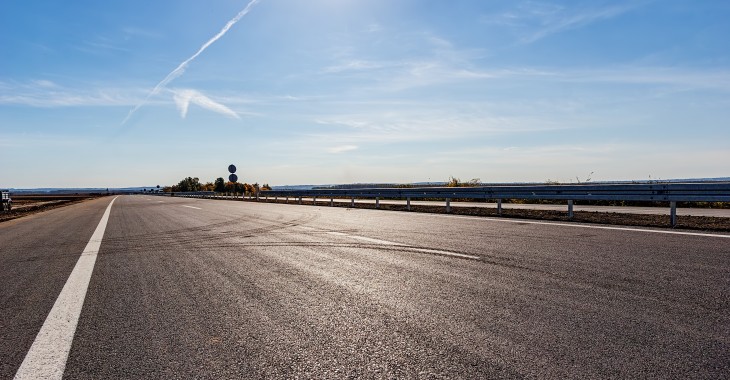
left=0, top=195, right=101, bottom=223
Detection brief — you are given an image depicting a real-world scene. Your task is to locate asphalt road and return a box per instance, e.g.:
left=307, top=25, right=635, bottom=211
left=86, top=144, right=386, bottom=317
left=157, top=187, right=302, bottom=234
left=1, top=195, right=728, bottom=379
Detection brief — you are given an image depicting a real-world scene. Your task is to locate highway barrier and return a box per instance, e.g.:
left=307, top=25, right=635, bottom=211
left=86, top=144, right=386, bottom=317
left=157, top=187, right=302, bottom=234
left=152, top=182, right=730, bottom=227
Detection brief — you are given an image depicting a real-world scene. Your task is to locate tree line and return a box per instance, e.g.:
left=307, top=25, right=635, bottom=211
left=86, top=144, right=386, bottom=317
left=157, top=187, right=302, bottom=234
left=164, top=177, right=271, bottom=195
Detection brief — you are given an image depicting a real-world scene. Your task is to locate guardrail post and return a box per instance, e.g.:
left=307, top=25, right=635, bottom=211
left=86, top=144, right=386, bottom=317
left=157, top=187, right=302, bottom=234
left=313, top=196, right=316, bottom=205
left=568, top=200, right=574, bottom=219
left=351, top=197, right=355, bottom=207
left=298, top=196, right=302, bottom=205
left=446, top=198, right=451, bottom=213
left=376, top=197, right=380, bottom=209
left=330, top=198, right=334, bottom=207
left=407, top=197, right=411, bottom=211
left=670, top=201, right=677, bottom=227
left=497, top=199, right=502, bottom=215
left=286, top=196, right=289, bottom=203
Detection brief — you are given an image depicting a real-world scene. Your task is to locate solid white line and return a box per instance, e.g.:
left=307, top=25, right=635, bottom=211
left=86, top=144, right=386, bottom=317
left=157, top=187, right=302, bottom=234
left=182, top=205, right=201, bottom=210
left=14, top=197, right=118, bottom=380
left=327, top=232, right=480, bottom=260
left=425, top=213, right=730, bottom=239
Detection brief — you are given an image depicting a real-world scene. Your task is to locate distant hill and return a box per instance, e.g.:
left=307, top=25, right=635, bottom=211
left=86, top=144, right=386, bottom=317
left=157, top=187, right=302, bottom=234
left=275, top=177, right=730, bottom=190
left=5, top=187, right=159, bottom=194
left=5, top=177, right=728, bottom=194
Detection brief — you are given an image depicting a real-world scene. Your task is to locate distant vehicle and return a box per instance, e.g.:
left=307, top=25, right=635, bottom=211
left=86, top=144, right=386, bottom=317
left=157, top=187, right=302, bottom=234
left=1, top=190, right=11, bottom=211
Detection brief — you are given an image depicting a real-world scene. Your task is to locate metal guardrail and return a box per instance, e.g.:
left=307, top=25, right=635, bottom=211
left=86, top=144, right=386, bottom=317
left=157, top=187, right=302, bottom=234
left=261, top=183, right=730, bottom=202
left=155, top=183, right=730, bottom=227
left=260, top=183, right=730, bottom=227
left=172, top=191, right=215, bottom=197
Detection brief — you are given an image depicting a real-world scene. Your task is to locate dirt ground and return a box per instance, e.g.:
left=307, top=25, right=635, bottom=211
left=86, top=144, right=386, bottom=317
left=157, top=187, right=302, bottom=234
left=0, top=196, right=101, bottom=223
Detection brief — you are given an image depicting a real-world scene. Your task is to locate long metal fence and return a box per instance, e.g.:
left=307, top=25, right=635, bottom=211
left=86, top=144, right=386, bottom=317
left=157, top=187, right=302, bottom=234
left=152, top=182, right=730, bottom=227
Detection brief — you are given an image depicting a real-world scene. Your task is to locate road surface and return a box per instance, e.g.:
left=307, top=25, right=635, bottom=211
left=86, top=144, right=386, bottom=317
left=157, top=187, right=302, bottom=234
left=1, top=195, right=728, bottom=379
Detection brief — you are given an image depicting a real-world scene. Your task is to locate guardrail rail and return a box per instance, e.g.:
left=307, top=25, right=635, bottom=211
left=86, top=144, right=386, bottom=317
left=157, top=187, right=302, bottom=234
left=153, top=182, right=730, bottom=227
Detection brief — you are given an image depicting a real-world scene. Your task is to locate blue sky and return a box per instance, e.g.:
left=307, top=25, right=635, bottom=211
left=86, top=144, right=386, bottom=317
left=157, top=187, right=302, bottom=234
left=1, top=0, right=729, bottom=188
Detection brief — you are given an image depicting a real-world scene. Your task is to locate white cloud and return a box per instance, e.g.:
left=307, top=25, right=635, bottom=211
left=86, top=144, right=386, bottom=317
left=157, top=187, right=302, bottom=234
left=80, top=38, right=131, bottom=53
left=524, top=4, right=637, bottom=43
left=121, top=27, right=162, bottom=39
left=171, top=88, right=239, bottom=119
left=482, top=1, right=643, bottom=43
left=0, top=81, right=142, bottom=107
left=328, top=145, right=358, bottom=153
left=323, top=59, right=386, bottom=73
left=30, top=79, right=57, bottom=88
left=122, top=0, right=260, bottom=124
left=427, top=35, right=453, bottom=49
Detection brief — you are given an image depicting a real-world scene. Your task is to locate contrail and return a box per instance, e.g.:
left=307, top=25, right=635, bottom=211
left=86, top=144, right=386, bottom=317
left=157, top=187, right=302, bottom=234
left=122, top=0, right=260, bottom=125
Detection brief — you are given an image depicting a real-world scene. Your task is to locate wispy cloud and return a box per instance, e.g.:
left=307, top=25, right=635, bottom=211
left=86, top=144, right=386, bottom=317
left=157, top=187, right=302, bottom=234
left=3, top=62, right=727, bottom=110
left=323, top=59, right=386, bottom=73
left=121, top=27, right=162, bottom=40
left=122, top=0, right=261, bottom=124
left=327, top=145, right=358, bottom=154
left=525, top=4, right=635, bottom=43
left=320, top=34, right=497, bottom=91
left=483, top=1, right=642, bottom=43
left=311, top=105, right=574, bottom=146
left=0, top=80, right=141, bottom=107
left=79, top=38, right=131, bottom=53
left=171, top=88, right=239, bottom=119
left=30, top=79, right=58, bottom=88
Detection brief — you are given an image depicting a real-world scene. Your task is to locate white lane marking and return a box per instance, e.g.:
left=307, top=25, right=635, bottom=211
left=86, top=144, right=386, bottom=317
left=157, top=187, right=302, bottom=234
left=157, top=201, right=164, bottom=203
left=425, top=213, right=730, bottom=239
left=327, top=232, right=480, bottom=260
left=14, top=196, right=118, bottom=380
left=182, top=205, right=201, bottom=210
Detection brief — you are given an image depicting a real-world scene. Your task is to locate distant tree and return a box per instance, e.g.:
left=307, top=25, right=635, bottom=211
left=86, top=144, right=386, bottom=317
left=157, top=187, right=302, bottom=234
left=446, top=176, right=480, bottom=187
left=225, top=181, right=244, bottom=193
left=261, top=183, right=272, bottom=191
left=214, top=177, right=225, bottom=193
left=175, top=177, right=201, bottom=192
left=466, top=178, right=481, bottom=187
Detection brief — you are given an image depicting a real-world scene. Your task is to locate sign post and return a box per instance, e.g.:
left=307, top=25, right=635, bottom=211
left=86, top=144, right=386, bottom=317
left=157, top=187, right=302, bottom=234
left=228, top=164, right=238, bottom=197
